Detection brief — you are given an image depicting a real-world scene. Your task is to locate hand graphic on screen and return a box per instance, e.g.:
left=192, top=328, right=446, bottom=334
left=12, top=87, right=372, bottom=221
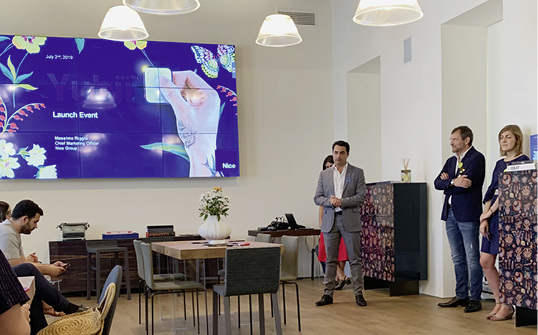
left=159, top=71, right=220, bottom=177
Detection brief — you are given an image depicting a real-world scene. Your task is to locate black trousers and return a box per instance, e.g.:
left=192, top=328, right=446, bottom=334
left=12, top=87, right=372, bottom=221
left=12, top=263, right=71, bottom=335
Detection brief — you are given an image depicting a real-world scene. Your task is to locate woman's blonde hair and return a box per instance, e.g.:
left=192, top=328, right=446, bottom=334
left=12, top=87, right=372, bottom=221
left=498, top=124, right=523, bottom=156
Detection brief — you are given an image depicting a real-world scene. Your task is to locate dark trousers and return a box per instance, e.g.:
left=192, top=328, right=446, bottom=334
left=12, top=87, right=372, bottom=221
left=12, top=263, right=70, bottom=335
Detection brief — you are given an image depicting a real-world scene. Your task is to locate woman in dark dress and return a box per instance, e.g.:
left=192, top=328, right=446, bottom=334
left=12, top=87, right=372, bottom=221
left=479, top=125, right=530, bottom=321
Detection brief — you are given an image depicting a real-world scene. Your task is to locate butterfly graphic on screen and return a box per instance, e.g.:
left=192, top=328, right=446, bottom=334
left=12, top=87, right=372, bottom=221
left=191, top=45, right=235, bottom=79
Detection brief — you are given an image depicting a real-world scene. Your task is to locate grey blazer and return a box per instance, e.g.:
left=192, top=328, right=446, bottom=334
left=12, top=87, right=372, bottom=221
left=314, top=164, right=366, bottom=233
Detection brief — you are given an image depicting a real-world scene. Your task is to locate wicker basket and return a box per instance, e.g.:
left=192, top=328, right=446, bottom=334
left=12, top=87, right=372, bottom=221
left=37, top=283, right=115, bottom=335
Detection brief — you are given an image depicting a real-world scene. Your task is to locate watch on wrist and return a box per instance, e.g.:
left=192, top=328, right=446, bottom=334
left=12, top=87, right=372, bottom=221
left=450, top=179, right=455, bottom=186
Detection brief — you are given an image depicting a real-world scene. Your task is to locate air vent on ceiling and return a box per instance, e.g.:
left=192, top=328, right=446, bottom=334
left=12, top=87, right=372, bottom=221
left=278, top=11, right=316, bottom=26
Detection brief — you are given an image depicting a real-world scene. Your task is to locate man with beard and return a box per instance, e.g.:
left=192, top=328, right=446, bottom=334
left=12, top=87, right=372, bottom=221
left=0, top=199, right=66, bottom=277
left=0, top=199, right=87, bottom=334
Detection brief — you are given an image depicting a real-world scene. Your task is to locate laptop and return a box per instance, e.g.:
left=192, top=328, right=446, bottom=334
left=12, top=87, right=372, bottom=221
left=285, top=213, right=307, bottom=230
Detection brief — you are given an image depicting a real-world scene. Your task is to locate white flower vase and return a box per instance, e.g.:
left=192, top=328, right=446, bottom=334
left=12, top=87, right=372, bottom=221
left=198, top=215, right=231, bottom=245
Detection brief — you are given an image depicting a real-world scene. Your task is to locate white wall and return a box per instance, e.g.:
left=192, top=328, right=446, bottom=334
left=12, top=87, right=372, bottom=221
left=331, top=0, right=536, bottom=297
left=0, top=0, right=335, bottom=264
left=0, top=0, right=535, bottom=298
left=346, top=57, right=382, bottom=183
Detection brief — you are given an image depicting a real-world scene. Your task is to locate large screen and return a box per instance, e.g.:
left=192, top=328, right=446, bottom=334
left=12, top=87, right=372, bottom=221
left=0, top=35, right=239, bottom=179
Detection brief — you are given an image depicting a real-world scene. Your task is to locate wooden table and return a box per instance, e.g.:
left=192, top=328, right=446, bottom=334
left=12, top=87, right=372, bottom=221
left=248, top=229, right=321, bottom=279
left=151, top=240, right=283, bottom=335
left=151, top=240, right=282, bottom=260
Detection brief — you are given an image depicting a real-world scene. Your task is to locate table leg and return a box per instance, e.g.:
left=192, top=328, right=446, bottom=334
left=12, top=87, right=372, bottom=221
left=311, top=246, right=315, bottom=280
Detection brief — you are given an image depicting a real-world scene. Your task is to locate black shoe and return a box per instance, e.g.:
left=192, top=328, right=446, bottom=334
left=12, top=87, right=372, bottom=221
left=76, top=305, right=90, bottom=313
left=464, top=300, right=482, bottom=313
left=437, top=296, right=469, bottom=307
left=65, top=303, right=89, bottom=314
left=355, top=294, right=367, bottom=306
left=334, top=280, right=345, bottom=290
left=315, top=294, right=333, bottom=306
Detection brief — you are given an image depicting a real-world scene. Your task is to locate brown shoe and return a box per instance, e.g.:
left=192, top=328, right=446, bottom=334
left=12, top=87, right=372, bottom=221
left=438, top=296, right=469, bottom=307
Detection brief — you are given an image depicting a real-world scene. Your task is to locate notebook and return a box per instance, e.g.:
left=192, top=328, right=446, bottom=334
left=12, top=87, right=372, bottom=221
left=285, top=213, right=307, bottom=230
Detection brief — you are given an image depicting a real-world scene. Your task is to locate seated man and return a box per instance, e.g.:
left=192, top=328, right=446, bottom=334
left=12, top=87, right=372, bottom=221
left=0, top=200, right=66, bottom=277
left=0, top=200, right=86, bottom=334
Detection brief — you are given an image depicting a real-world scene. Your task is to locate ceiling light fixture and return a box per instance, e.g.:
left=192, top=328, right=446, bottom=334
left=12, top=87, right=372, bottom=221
left=123, top=0, right=200, bottom=15
left=353, top=0, right=423, bottom=27
left=98, top=5, right=149, bottom=41
left=256, top=13, right=302, bottom=47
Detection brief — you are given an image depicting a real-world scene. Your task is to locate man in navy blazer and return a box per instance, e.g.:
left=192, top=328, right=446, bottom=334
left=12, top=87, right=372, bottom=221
left=314, top=140, right=367, bottom=307
left=434, top=126, right=485, bottom=313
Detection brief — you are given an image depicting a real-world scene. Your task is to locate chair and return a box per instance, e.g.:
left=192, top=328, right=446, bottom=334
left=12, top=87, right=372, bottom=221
left=99, top=265, right=122, bottom=335
left=133, top=240, right=189, bottom=325
left=255, top=233, right=272, bottom=243
left=214, top=233, right=270, bottom=333
left=215, top=233, right=270, bottom=332
left=140, top=242, right=205, bottom=335
left=212, top=247, right=282, bottom=335
left=279, top=235, right=301, bottom=331
left=86, top=240, right=131, bottom=302
left=37, top=275, right=117, bottom=335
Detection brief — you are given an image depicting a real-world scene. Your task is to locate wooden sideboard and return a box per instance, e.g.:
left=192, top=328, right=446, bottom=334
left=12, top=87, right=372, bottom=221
left=48, top=235, right=223, bottom=294
left=360, top=182, right=428, bottom=295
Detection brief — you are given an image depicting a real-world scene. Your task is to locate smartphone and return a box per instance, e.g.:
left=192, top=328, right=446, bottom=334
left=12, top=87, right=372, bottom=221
left=62, top=263, right=70, bottom=269
left=144, top=67, right=172, bottom=103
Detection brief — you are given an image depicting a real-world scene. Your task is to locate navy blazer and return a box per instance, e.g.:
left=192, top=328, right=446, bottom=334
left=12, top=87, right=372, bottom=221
left=434, top=146, right=485, bottom=222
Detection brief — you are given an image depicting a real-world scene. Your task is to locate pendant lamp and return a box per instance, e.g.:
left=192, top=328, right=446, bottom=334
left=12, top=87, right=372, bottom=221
left=256, top=14, right=302, bottom=47
left=98, top=5, right=149, bottom=41
left=353, top=0, right=423, bottom=27
left=123, top=0, right=200, bottom=15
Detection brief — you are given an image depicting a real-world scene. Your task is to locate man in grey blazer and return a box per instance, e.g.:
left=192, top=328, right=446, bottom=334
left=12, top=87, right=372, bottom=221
left=314, top=140, right=367, bottom=307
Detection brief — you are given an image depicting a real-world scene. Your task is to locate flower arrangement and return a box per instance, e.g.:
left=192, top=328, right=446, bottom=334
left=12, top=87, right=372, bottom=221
left=199, top=187, right=230, bottom=221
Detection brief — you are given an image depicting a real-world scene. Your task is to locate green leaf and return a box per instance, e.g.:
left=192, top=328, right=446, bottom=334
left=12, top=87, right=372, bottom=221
left=219, top=102, right=225, bottom=118
left=15, top=71, right=33, bottom=84
left=7, top=56, right=16, bottom=81
left=140, top=142, right=189, bottom=161
left=75, top=38, right=85, bottom=54
left=16, top=84, right=37, bottom=91
left=0, top=63, right=13, bottom=82
left=18, top=146, right=29, bottom=156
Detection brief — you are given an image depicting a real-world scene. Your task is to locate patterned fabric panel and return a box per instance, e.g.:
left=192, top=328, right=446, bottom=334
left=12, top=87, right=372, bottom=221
left=360, top=184, right=395, bottom=282
left=498, top=170, right=537, bottom=310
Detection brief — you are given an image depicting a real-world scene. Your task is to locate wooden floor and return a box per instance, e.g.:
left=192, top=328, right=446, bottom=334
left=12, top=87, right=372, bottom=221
left=66, top=278, right=537, bottom=335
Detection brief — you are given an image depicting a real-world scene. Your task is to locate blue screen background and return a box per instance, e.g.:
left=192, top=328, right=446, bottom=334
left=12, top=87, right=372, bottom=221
left=0, top=35, right=239, bottom=179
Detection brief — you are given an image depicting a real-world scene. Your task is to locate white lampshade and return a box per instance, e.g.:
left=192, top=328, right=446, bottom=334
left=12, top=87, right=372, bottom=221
left=123, top=0, right=200, bottom=15
left=256, top=14, right=302, bottom=47
left=353, top=0, right=423, bottom=27
left=98, top=5, right=149, bottom=41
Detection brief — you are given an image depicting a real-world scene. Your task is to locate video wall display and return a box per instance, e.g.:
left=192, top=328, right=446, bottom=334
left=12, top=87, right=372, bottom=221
left=0, top=35, right=239, bottom=179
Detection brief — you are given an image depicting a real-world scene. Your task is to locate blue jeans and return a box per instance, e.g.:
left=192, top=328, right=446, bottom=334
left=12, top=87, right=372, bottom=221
left=445, top=208, right=483, bottom=301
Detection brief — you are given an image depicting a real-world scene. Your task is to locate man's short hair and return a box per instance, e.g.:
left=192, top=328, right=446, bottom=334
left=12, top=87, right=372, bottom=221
left=11, top=200, right=43, bottom=220
left=451, top=126, right=473, bottom=146
left=332, top=140, right=350, bottom=154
